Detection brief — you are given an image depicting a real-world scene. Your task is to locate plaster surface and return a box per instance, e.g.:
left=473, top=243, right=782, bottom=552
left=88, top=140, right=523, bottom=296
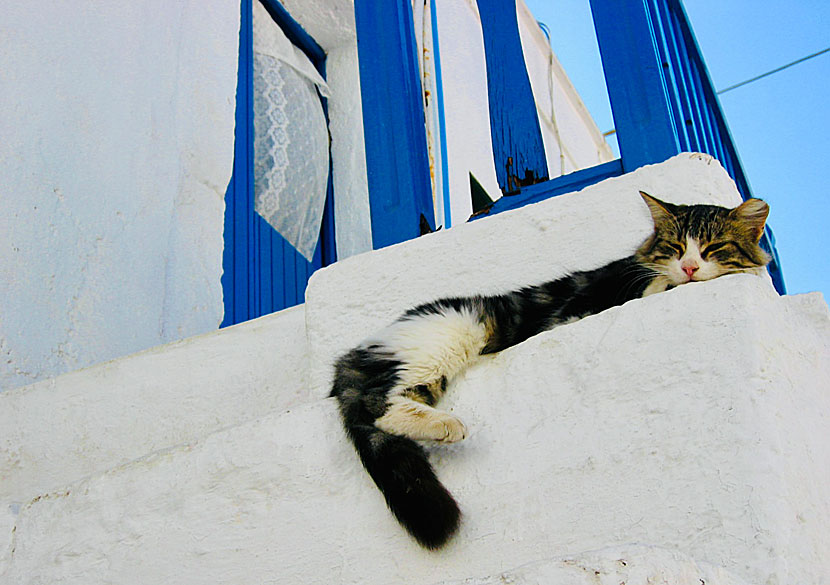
left=327, top=43, right=373, bottom=258
left=0, top=1, right=239, bottom=390
left=1, top=276, right=827, bottom=585
left=0, top=306, right=311, bottom=505
left=436, top=544, right=752, bottom=585
left=432, top=0, right=503, bottom=222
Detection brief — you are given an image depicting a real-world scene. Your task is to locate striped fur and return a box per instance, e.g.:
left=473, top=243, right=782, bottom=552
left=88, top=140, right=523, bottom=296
left=330, top=192, right=770, bottom=549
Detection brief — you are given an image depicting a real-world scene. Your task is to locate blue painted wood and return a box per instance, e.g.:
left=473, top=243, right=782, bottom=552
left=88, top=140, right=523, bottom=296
left=590, top=0, right=785, bottom=293
left=666, top=4, right=708, bottom=153
left=260, top=0, right=325, bottom=67
left=221, top=0, right=254, bottom=327
left=655, top=0, right=700, bottom=151
left=477, top=0, right=548, bottom=194
left=472, top=159, right=623, bottom=219
left=221, top=0, right=335, bottom=327
left=354, top=0, right=436, bottom=248
left=590, top=0, right=682, bottom=173
left=647, top=0, right=691, bottom=152
left=430, top=0, right=452, bottom=228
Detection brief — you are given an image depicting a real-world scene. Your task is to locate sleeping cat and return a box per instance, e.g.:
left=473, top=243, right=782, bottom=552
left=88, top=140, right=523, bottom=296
left=330, top=191, right=770, bottom=549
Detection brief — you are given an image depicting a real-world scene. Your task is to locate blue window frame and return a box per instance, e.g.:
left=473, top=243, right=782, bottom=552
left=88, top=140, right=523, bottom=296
left=221, top=0, right=336, bottom=327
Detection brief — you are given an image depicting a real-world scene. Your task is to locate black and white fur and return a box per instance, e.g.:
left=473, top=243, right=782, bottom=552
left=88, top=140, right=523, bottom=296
left=330, top=192, right=771, bottom=549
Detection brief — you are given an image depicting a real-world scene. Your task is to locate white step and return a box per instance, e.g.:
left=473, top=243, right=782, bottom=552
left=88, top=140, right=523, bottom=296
left=0, top=152, right=745, bottom=506
left=0, top=305, right=311, bottom=505
left=2, top=276, right=828, bottom=584
left=304, top=153, right=749, bottom=392
left=439, top=544, right=752, bottom=585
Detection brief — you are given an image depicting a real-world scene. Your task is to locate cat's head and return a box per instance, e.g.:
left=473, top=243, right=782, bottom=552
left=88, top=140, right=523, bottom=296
left=636, top=191, right=771, bottom=287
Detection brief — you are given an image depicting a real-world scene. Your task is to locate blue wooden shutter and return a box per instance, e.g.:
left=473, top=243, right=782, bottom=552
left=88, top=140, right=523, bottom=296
left=221, top=0, right=336, bottom=327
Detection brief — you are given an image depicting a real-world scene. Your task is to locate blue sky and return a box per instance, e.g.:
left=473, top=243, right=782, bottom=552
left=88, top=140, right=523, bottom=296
left=524, top=0, right=829, bottom=299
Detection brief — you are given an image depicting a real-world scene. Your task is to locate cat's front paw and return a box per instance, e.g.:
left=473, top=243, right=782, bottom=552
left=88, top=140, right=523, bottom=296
left=433, top=414, right=467, bottom=443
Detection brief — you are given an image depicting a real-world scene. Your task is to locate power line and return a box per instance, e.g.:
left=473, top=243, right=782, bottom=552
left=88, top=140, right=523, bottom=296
left=717, top=46, right=830, bottom=95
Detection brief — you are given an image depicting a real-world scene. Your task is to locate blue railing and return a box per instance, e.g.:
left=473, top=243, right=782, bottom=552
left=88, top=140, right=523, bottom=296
left=589, top=0, right=785, bottom=293
left=482, top=0, right=784, bottom=293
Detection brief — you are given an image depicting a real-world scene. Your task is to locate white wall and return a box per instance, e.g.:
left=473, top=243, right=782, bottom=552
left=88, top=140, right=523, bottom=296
left=432, top=0, right=502, bottom=224
left=0, top=0, right=621, bottom=393
left=0, top=1, right=239, bottom=391
left=0, top=305, right=311, bottom=505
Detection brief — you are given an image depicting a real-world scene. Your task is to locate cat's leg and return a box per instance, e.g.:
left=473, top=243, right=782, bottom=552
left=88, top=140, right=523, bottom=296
left=402, top=376, right=448, bottom=406
left=375, top=395, right=467, bottom=443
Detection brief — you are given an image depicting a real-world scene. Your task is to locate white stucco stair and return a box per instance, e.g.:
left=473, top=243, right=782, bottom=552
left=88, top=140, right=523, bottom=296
left=0, top=153, right=745, bottom=507
left=303, top=153, right=753, bottom=391
left=1, top=154, right=828, bottom=584
left=1, top=275, right=828, bottom=585
left=0, top=305, right=314, bottom=506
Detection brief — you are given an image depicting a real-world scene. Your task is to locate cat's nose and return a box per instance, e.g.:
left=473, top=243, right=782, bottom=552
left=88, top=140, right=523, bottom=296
left=682, top=264, right=699, bottom=278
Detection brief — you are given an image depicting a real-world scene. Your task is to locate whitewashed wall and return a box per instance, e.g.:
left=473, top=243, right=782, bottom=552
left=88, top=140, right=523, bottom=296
left=429, top=0, right=502, bottom=225
left=0, top=1, right=240, bottom=391
left=0, top=0, right=614, bottom=392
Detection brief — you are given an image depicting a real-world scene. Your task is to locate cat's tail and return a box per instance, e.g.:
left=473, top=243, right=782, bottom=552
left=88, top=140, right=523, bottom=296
left=331, top=346, right=460, bottom=548
left=342, top=421, right=461, bottom=549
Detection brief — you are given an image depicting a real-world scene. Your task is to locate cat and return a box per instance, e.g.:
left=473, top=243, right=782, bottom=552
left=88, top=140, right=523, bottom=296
left=330, top=191, right=770, bottom=549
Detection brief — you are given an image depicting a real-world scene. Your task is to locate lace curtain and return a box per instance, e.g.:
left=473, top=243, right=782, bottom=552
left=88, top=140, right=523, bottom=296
left=252, top=0, right=330, bottom=261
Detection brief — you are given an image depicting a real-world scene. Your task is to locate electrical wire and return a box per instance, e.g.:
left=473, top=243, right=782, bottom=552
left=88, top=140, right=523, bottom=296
left=600, top=45, right=828, bottom=135
left=717, top=46, right=830, bottom=95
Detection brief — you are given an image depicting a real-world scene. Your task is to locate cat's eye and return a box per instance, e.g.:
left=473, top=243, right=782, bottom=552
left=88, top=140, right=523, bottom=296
left=666, top=242, right=685, bottom=255
left=702, top=242, right=727, bottom=257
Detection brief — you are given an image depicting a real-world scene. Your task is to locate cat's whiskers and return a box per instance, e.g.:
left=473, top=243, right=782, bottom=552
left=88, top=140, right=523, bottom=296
left=616, top=265, right=661, bottom=299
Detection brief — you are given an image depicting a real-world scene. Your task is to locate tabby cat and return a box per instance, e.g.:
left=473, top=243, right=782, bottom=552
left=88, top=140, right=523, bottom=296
left=330, top=192, right=770, bottom=549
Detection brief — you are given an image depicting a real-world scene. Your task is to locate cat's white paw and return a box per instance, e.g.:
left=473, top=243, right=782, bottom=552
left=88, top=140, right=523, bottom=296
left=433, top=414, right=467, bottom=443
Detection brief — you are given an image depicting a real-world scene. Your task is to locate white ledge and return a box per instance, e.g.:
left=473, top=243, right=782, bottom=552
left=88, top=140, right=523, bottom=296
left=0, top=305, right=311, bottom=504
left=304, top=153, right=747, bottom=391
left=2, top=276, right=827, bottom=585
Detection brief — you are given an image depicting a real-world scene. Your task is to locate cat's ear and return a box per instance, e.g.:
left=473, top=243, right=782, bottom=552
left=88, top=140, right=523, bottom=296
left=730, top=198, right=769, bottom=242
left=639, top=191, right=676, bottom=226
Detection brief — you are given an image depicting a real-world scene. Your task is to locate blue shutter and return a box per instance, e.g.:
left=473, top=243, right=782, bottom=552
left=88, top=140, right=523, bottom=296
left=221, top=0, right=335, bottom=327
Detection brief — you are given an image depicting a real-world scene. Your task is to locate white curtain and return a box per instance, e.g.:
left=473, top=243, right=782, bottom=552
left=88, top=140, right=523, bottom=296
left=252, top=0, right=330, bottom=261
